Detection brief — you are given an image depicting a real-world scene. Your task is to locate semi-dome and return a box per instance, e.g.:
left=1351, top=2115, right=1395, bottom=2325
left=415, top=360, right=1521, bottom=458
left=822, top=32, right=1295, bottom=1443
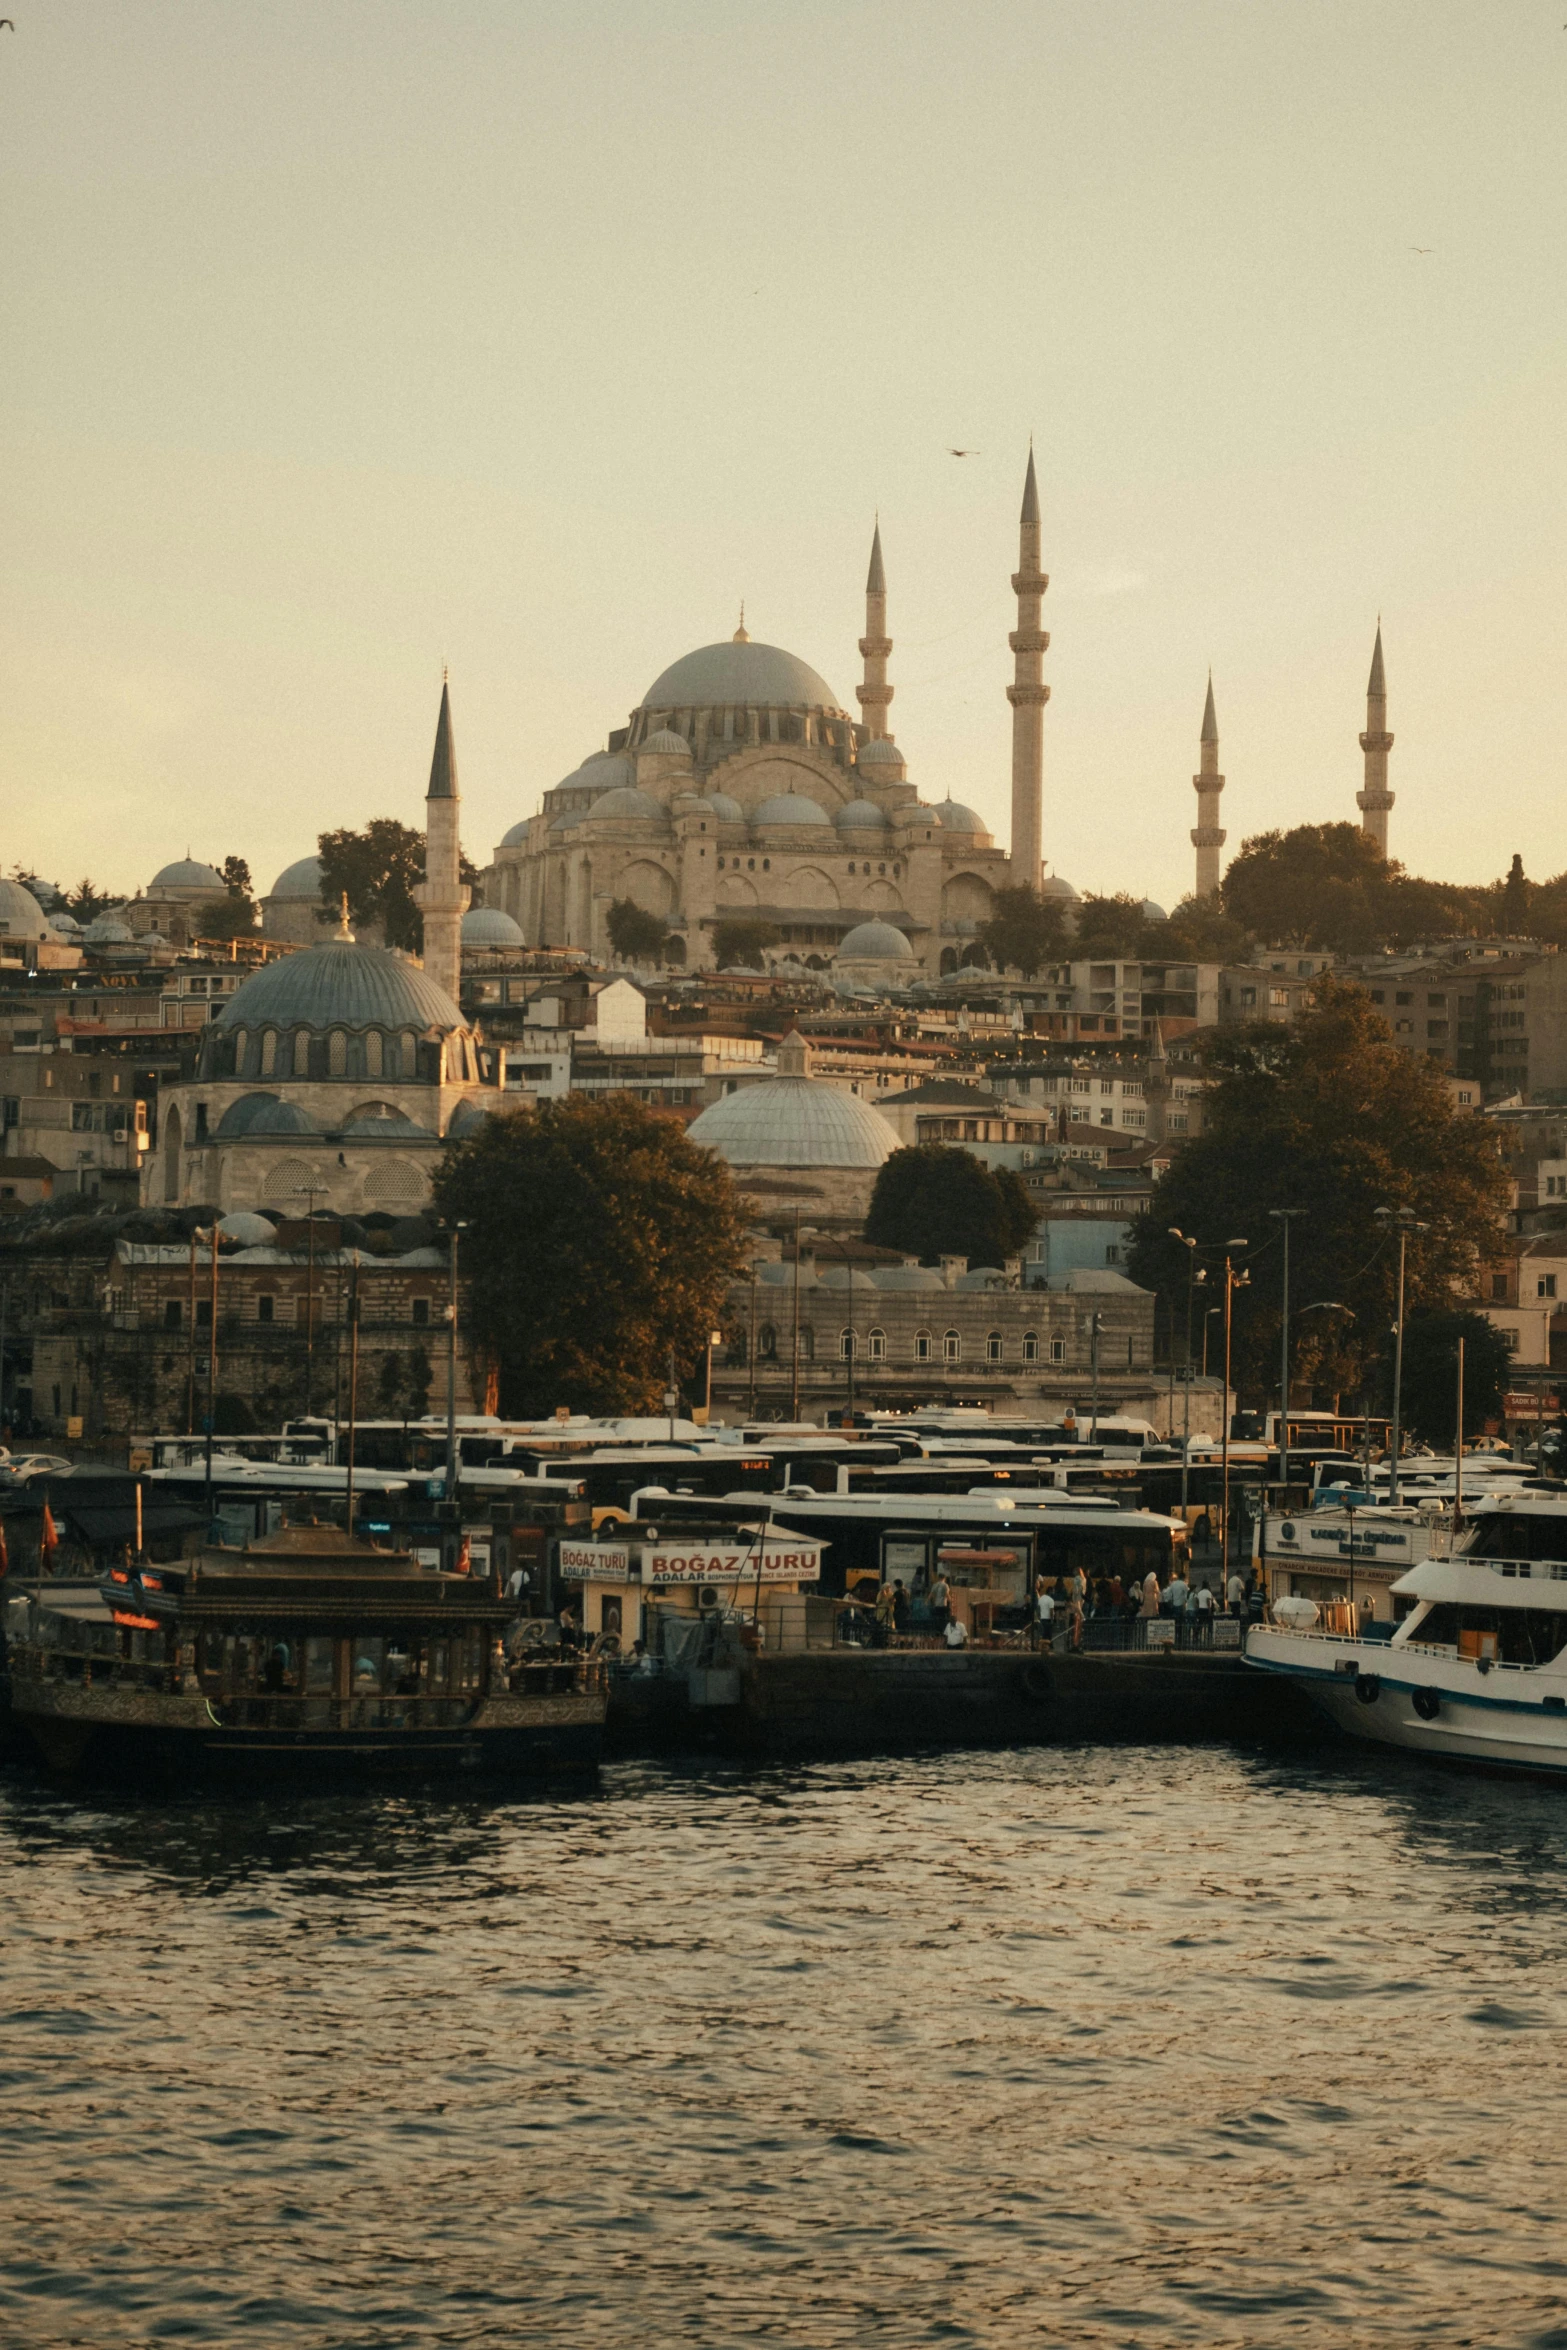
left=339, top=1106, right=432, bottom=1138
left=217, top=1210, right=278, bottom=1245
left=462, top=906, right=524, bottom=946
left=214, top=1092, right=322, bottom=1139
left=565, top=751, right=633, bottom=794
left=837, top=919, right=914, bottom=960
left=50, top=912, right=81, bottom=934
left=269, top=855, right=323, bottom=901
left=707, top=792, right=744, bottom=823
left=588, top=785, right=664, bottom=822
left=150, top=858, right=225, bottom=892
left=0, top=878, right=53, bottom=940
left=857, top=737, right=905, bottom=769
left=640, top=727, right=690, bottom=756
left=548, top=808, right=584, bottom=832
left=640, top=639, right=844, bottom=716
left=836, top=799, right=889, bottom=830
left=214, top=939, right=465, bottom=1034
left=446, top=1099, right=493, bottom=1139
left=686, top=1078, right=897, bottom=1171
left=754, top=792, right=831, bottom=828
left=931, top=799, right=986, bottom=834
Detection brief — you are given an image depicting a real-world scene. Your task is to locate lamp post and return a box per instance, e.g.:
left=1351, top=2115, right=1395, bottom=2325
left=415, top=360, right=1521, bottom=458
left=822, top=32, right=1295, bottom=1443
left=1268, top=1209, right=1307, bottom=1497
left=293, top=1183, right=328, bottom=1417
left=1167, top=1230, right=1208, bottom=1514
left=1219, top=1240, right=1250, bottom=1575
left=1085, top=1309, right=1103, bottom=1441
left=1375, top=1206, right=1428, bottom=1505
left=443, top=1220, right=468, bottom=1500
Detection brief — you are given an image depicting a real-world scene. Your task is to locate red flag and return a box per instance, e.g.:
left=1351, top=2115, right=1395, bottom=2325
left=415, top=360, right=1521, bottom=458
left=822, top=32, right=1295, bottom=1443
left=0, top=1517, right=9, bottom=1579
left=40, top=1502, right=59, bottom=1559
left=455, top=1532, right=472, bottom=1576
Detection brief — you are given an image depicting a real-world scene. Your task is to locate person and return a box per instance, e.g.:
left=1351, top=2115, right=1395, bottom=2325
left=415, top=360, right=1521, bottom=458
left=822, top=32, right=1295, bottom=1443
left=1190, top=1581, right=1217, bottom=1644
left=1061, top=1573, right=1084, bottom=1652
left=557, top=1605, right=583, bottom=1654
left=628, top=1638, right=655, bottom=1675
left=1140, top=1569, right=1161, bottom=1618
left=1031, top=1575, right=1055, bottom=1652
left=1163, top=1567, right=1191, bottom=1628
left=943, top=1613, right=969, bottom=1647
left=892, top=1578, right=910, bottom=1635
left=874, top=1581, right=896, bottom=1648
left=263, top=1642, right=289, bottom=1693
left=1226, top=1567, right=1247, bottom=1621
left=928, top=1572, right=951, bottom=1639
left=505, top=1563, right=530, bottom=1603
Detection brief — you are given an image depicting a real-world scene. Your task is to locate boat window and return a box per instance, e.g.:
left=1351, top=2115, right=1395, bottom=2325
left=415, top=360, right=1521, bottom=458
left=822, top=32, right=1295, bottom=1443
left=1462, top=1514, right=1567, bottom=1564
left=351, top=1637, right=384, bottom=1693
left=1406, top=1602, right=1567, bottom=1664
left=881, top=1536, right=928, bottom=1588
left=303, top=1636, right=334, bottom=1692
left=429, top=1640, right=450, bottom=1691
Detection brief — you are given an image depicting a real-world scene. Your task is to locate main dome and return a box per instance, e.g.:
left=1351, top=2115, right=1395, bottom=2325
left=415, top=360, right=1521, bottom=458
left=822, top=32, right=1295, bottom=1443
left=0, top=879, right=52, bottom=940
left=214, top=940, right=464, bottom=1034
left=639, top=639, right=844, bottom=715
left=269, top=855, right=323, bottom=901
left=686, top=1077, right=897, bottom=1170
left=151, top=858, right=225, bottom=892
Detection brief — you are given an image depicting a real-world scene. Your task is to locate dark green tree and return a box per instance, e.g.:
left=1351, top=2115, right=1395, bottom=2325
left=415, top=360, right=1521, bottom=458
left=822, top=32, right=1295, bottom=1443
left=1220, top=823, right=1393, bottom=951
left=374, top=1351, right=405, bottom=1418
left=605, top=898, right=670, bottom=963
left=1072, top=892, right=1155, bottom=958
left=1501, top=853, right=1531, bottom=936
left=864, top=1144, right=1038, bottom=1268
left=62, top=878, right=116, bottom=922
left=1159, top=894, right=1254, bottom=963
left=220, top=854, right=253, bottom=898
left=1400, top=1308, right=1512, bottom=1447
left=1127, top=978, right=1507, bottom=1403
left=431, top=1096, right=749, bottom=1415
left=318, top=819, right=428, bottom=951
left=711, top=915, right=782, bottom=969
left=975, top=884, right=1070, bottom=978
left=406, top=1341, right=433, bottom=1418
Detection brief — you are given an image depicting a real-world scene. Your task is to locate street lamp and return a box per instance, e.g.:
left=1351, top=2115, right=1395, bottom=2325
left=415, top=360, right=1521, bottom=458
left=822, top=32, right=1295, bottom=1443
left=293, top=1183, right=329, bottom=1418
left=1268, top=1209, right=1308, bottom=1495
left=443, top=1220, right=469, bottom=1499
left=1167, top=1229, right=1208, bottom=1513
left=1219, top=1240, right=1249, bottom=1577
left=1375, top=1207, right=1429, bottom=1504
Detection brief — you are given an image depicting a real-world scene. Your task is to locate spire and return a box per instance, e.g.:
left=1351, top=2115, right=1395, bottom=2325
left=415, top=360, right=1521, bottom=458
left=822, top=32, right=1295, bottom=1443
left=866, top=520, right=885, bottom=597
left=1021, top=442, right=1040, bottom=526
left=427, top=678, right=458, bottom=801
left=733, top=602, right=749, bottom=644
left=1368, top=619, right=1386, bottom=701
left=856, top=520, right=893, bottom=742
left=1007, top=446, right=1049, bottom=888
left=1200, top=672, right=1218, bottom=745
left=1190, top=669, right=1226, bottom=898
left=1357, top=620, right=1394, bottom=856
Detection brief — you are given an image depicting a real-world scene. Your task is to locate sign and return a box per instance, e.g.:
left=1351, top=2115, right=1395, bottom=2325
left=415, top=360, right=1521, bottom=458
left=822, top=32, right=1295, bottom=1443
left=1212, top=1618, right=1241, bottom=1649
left=66, top=1416, right=83, bottom=1440
left=646, top=1537, right=823, bottom=1587
left=559, top=1541, right=632, bottom=1583
left=1143, top=1618, right=1175, bottom=1647
left=1505, top=1391, right=1559, bottom=1420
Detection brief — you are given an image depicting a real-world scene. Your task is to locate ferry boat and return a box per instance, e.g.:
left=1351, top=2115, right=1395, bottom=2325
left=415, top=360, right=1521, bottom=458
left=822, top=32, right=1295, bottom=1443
left=3, top=1524, right=605, bottom=1780
left=1246, top=1491, right=1567, bottom=1773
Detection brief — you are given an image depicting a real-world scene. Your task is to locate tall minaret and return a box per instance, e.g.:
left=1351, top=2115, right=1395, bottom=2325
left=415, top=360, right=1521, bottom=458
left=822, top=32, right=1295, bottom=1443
left=1190, top=673, right=1226, bottom=899
left=856, top=522, right=892, bottom=741
left=1356, top=622, right=1394, bottom=856
left=414, top=676, right=470, bottom=1006
left=1007, top=447, right=1049, bottom=890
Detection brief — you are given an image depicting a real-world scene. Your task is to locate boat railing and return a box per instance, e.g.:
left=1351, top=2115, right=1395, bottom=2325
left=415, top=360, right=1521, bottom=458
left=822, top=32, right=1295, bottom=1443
left=13, top=1644, right=601, bottom=1715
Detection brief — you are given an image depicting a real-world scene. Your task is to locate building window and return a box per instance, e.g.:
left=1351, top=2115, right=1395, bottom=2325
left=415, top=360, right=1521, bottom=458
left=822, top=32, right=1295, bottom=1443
left=985, top=1331, right=1002, bottom=1363
left=839, top=1328, right=856, bottom=1360
left=943, top=1329, right=961, bottom=1363
left=915, top=1330, right=932, bottom=1363
left=1022, top=1333, right=1039, bottom=1364
left=1492, top=1274, right=1509, bottom=1301
left=163, top=1299, right=182, bottom=1330
left=868, top=1328, right=886, bottom=1361
left=1539, top=1276, right=1557, bottom=1300
left=257, top=1294, right=275, bottom=1323
left=1049, top=1337, right=1066, bottom=1364
left=1105, top=1245, right=1120, bottom=1264
left=759, top=1323, right=777, bottom=1360
left=1503, top=1328, right=1520, bottom=1353
left=196, top=1298, right=212, bottom=1329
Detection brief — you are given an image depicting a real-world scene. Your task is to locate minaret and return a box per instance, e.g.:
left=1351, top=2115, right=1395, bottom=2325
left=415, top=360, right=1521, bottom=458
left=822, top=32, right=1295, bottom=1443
left=1190, top=673, right=1226, bottom=899
left=856, top=522, right=892, bottom=741
left=413, top=676, right=471, bottom=1006
left=1356, top=622, right=1394, bottom=856
left=1007, top=447, right=1049, bottom=890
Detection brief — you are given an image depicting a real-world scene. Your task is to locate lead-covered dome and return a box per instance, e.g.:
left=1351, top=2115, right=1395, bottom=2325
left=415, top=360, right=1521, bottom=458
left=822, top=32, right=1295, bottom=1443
left=836, top=799, right=889, bottom=829
left=931, top=799, right=987, bottom=834
left=151, top=857, right=225, bottom=892
left=214, top=1092, right=322, bottom=1139
left=268, top=855, right=323, bottom=901
left=462, top=906, right=524, bottom=946
left=214, top=940, right=464, bottom=1034
left=500, top=815, right=534, bottom=847
left=838, top=919, right=914, bottom=960
left=0, top=878, right=53, bottom=940
left=640, top=639, right=844, bottom=715
left=707, top=791, right=744, bottom=823
left=687, top=1077, right=897, bottom=1170
left=640, top=727, right=690, bottom=756
left=588, top=785, right=664, bottom=822
left=754, top=792, right=831, bottom=827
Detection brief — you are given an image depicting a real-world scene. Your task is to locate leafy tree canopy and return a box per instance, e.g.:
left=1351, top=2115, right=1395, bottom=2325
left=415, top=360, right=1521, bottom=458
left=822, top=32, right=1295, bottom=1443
left=606, top=898, right=670, bottom=963
left=1400, top=1308, right=1512, bottom=1448
left=1072, top=892, right=1154, bottom=959
left=318, top=822, right=479, bottom=953
left=975, top=884, right=1070, bottom=978
left=712, top=916, right=782, bottom=969
left=431, top=1095, right=749, bottom=1417
left=1159, top=894, right=1253, bottom=963
left=196, top=895, right=258, bottom=941
left=865, top=1144, right=1038, bottom=1268
left=1127, top=978, right=1507, bottom=1403
left=220, top=854, right=253, bottom=898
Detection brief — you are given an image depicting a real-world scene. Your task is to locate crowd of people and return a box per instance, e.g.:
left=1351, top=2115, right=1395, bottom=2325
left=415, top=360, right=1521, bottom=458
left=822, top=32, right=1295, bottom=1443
left=838, top=1556, right=1262, bottom=1652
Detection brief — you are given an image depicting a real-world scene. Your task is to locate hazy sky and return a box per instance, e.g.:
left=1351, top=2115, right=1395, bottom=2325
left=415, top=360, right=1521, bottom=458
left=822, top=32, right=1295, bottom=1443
left=3, top=0, right=1564, bottom=912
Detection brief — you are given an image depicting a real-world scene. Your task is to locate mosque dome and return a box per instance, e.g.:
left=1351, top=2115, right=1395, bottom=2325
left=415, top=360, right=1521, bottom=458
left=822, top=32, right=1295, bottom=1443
left=588, top=785, right=664, bottom=822
left=217, top=1210, right=279, bottom=1245
left=462, top=906, right=524, bottom=947
left=214, top=939, right=464, bottom=1034
left=339, top=1106, right=433, bottom=1139
left=837, top=920, right=915, bottom=960
left=0, top=878, right=53, bottom=941
left=1139, top=898, right=1169, bottom=923
left=640, top=727, right=690, bottom=756
left=49, top=911, right=81, bottom=935
left=214, top=1093, right=323, bottom=1140
left=891, top=803, right=942, bottom=828
left=269, top=855, right=323, bottom=901
left=151, top=858, right=225, bottom=893
left=548, top=808, right=584, bottom=832
left=500, top=816, right=534, bottom=848
left=754, top=792, right=831, bottom=828
left=639, top=639, right=844, bottom=716
left=707, top=792, right=744, bottom=823
left=836, top=799, right=889, bottom=830
left=1040, top=873, right=1080, bottom=900
left=931, top=799, right=987, bottom=835
left=85, top=917, right=135, bottom=945
left=857, top=738, right=905, bottom=770
left=686, top=1076, right=897, bottom=1171
left=566, top=751, right=633, bottom=794
left=446, top=1099, right=493, bottom=1140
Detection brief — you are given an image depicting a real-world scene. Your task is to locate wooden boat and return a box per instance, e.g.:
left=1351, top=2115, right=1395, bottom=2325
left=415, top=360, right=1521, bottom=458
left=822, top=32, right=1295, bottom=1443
left=3, top=1525, right=605, bottom=1780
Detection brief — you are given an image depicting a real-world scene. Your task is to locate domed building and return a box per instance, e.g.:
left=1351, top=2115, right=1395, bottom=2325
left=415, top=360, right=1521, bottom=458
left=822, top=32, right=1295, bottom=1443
left=481, top=497, right=1060, bottom=972
left=259, top=854, right=327, bottom=945
left=685, top=1032, right=897, bottom=1221
left=834, top=917, right=920, bottom=987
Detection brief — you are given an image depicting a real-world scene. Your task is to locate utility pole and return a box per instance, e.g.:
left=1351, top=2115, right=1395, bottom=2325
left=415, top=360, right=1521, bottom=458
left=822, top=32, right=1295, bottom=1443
left=1375, top=1206, right=1427, bottom=1506
left=1269, top=1208, right=1307, bottom=1497
left=294, top=1184, right=328, bottom=1417
left=1167, top=1229, right=1206, bottom=1514
left=444, top=1222, right=466, bottom=1499
left=790, top=1205, right=802, bottom=1422
left=344, top=1252, right=361, bottom=1538
left=1454, top=1334, right=1465, bottom=1529
left=203, top=1226, right=220, bottom=1525
left=747, top=1266, right=758, bottom=1422
left=1086, top=1310, right=1102, bottom=1440
left=186, top=1227, right=198, bottom=1436
left=1219, top=1240, right=1250, bottom=1573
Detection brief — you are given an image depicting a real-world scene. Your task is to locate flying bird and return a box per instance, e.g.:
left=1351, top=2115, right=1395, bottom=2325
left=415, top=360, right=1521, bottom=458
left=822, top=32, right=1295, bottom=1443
left=1409, top=245, right=1433, bottom=254
left=0, top=20, right=14, bottom=28
left=947, top=447, right=980, bottom=457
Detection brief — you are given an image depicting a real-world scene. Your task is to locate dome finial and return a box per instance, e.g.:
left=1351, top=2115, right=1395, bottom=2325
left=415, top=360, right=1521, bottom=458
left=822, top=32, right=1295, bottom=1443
left=334, top=891, right=354, bottom=941
left=733, top=602, right=749, bottom=644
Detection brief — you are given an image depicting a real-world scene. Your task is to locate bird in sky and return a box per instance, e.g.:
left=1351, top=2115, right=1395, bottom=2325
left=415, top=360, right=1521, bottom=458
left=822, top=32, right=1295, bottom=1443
left=947, top=447, right=980, bottom=457
left=1409, top=245, right=1433, bottom=254
left=0, top=20, right=14, bottom=28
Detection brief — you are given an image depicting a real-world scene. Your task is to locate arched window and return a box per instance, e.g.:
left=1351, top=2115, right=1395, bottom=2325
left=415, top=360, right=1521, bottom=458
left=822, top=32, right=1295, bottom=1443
left=758, top=1323, right=777, bottom=1360
left=1049, top=1337, right=1066, bottom=1365
left=366, top=1030, right=383, bottom=1078
left=839, top=1328, right=856, bottom=1361
left=329, top=1028, right=347, bottom=1076
left=800, top=1327, right=815, bottom=1361
left=868, top=1328, right=886, bottom=1361
left=915, top=1330, right=932, bottom=1363
left=985, top=1331, right=1003, bottom=1363
left=1021, top=1332, right=1039, bottom=1364
left=260, top=1029, right=276, bottom=1077
left=943, top=1329, right=961, bottom=1364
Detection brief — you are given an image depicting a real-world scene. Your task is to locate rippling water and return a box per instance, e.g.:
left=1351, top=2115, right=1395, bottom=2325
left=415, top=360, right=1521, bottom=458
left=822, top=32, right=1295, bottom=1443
left=5, top=1742, right=1567, bottom=2347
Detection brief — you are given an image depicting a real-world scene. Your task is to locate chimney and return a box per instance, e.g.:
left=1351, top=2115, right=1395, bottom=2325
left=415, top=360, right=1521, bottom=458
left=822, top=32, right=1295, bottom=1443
left=940, top=1255, right=968, bottom=1287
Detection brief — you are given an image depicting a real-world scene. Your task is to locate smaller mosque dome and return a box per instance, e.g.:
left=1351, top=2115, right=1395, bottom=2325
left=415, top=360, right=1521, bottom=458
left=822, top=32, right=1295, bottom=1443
left=931, top=799, right=986, bottom=834
left=500, top=816, right=534, bottom=848
left=588, top=785, right=664, bottom=822
left=151, top=858, right=225, bottom=892
left=754, top=793, right=831, bottom=827
left=215, top=1092, right=320, bottom=1140
left=1139, top=898, right=1169, bottom=923
left=549, top=808, right=584, bottom=832
left=85, top=917, right=135, bottom=945
left=640, top=728, right=690, bottom=756
left=217, top=1211, right=278, bottom=1246
left=50, top=912, right=81, bottom=935
left=1040, top=873, right=1080, bottom=900
left=215, top=938, right=464, bottom=1035
left=891, top=802, right=942, bottom=829
left=836, top=799, right=889, bottom=830
left=566, top=750, right=634, bottom=794
left=269, top=855, right=323, bottom=901
left=838, top=920, right=914, bottom=960
left=686, top=1072, right=896, bottom=1171
left=462, top=906, right=524, bottom=947
left=707, top=792, right=744, bottom=823
left=857, top=738, right=905, bottom=770
left=0, top=879, right=53, bottom=940
left=446, top=1099, right=493, bottom=1140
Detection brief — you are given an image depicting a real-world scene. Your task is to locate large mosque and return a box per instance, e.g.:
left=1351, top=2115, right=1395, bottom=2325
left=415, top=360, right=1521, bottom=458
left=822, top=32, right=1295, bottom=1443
left=479, top=453, right=1061, bottom=973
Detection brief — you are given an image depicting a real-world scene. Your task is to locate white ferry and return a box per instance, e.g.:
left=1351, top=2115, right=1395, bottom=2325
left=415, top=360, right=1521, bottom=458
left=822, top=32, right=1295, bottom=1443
left=1246, top=1492, right=1567, bottom=1774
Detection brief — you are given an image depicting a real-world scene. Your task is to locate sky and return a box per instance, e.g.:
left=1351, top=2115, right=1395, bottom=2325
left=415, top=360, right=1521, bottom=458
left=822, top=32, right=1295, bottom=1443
left=2, top=0, right=1564, bottom=913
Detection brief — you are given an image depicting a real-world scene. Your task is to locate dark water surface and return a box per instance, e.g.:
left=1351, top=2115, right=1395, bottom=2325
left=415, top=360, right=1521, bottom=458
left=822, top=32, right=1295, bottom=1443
left=4, top=1744, right=1567, bottom=2348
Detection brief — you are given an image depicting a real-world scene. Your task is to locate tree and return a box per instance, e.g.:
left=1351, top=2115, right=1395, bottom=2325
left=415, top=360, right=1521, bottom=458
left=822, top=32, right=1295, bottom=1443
left=62, top=878, right=115, bottom=923
left=374, top=1352, right=405, bottom=1418
left=711, top=915, right=782, bottom=969
left=318, top=819, right=427, bottom=951
left=606, top=898, right=669, bottom=964
left=195, top=895, right=258, bottom=941
left=1400, top=1308, right=1511, bottom=1447
left=1073, top=892, right=1155, bottom=958
left=975, top=885, right=1070, bottom=978
left=431, top=1095, right=749, bottom=1416
left=1127, top=978, right=1508, bottom=1403
left=406, top=1341, right=433, bottom=1418
left=221, top=854, right=253, bottom=898
left=865, top=1144, right=1038, bottom=1268
left=1220, top=823, right=1394, bottom=952
left=1501, top=853, right=1531, bottom=937
left=1159, top=894, right=1253, bottom=963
